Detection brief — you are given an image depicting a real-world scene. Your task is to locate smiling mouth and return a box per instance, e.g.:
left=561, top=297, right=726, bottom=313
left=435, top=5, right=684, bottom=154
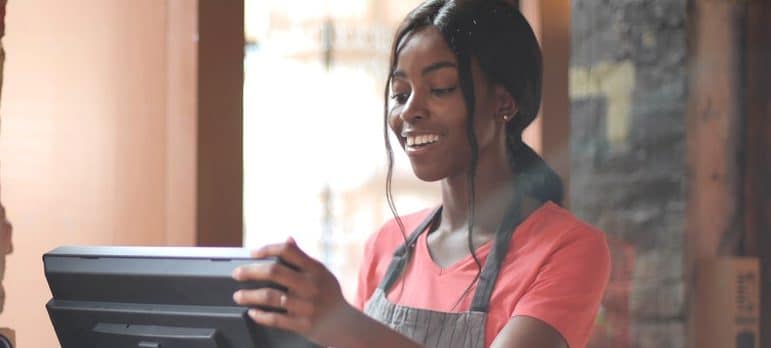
left=406, top=134, right=440, bottom=148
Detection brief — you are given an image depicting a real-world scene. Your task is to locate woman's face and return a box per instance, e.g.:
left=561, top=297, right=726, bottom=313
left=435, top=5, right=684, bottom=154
left=389, top=26, right=509, bottom=182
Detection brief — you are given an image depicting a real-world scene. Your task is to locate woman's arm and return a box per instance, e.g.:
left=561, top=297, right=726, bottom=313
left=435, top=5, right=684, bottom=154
left=490, top=316, right=568, bottom=348
left=491, top=225, right=611, bottom=348
left=232, top=238, right=422, bottom=348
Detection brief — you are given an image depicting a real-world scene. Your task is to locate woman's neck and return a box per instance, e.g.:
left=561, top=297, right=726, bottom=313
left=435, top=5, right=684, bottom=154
left=438, top=158, right=517, bottom=237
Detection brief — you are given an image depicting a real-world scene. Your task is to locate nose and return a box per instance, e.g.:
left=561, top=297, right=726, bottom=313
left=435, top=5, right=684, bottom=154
left=399, top=91, right=427, bottom=123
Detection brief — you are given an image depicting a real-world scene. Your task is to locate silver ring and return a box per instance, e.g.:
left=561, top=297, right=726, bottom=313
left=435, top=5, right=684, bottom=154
left=279, top=294, right=287, bottom=308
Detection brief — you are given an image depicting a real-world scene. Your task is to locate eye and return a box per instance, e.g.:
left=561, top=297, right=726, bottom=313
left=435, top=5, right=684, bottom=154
left=431, top=86, right=457, bottom=97
left=390, top=92, right=410, bottom=105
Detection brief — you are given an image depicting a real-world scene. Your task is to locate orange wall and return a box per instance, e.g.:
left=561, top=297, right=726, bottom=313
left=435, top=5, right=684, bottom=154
left=0, top=1, right=197, bottom=346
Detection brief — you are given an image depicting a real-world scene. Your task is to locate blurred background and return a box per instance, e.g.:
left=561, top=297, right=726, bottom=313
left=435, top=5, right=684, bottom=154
left=0, top=0, right=768, bottom=347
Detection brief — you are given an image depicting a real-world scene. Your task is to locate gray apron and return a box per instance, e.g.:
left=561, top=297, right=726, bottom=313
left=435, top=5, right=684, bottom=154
left=364, top=193, right=527, bottom=348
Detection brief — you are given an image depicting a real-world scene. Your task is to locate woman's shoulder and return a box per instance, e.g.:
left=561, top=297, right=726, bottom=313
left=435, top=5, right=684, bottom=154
left=519, top=201, right=609, bottom=255
left=363, top=208, right=437, bottom=257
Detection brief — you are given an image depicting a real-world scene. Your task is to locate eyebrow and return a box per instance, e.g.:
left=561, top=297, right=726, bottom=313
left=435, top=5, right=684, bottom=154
left=392, top=61, right=458, bottom=78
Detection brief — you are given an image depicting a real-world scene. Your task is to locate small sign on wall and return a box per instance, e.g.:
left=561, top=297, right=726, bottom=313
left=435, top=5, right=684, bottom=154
left=694, top=258, right=760, bottom=348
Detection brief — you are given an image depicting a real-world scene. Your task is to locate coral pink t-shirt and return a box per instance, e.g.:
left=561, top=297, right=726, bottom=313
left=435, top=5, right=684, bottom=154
left=354, top=202, right=610, bottom=348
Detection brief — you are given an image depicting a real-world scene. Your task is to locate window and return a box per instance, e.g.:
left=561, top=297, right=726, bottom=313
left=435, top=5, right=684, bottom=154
left=243, top=0, right=436, bottom=300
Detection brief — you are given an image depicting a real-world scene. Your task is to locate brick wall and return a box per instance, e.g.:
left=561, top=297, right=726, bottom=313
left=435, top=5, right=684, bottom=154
left=570, top=1, right=687, bottom=347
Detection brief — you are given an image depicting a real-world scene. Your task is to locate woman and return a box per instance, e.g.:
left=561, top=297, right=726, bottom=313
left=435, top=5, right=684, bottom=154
left=232, top=1, right=610, bottom=347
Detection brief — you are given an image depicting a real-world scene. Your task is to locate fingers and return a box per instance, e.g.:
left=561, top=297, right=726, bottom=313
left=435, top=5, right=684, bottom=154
left=234, top=288, right=314, bottom=335
left=247, top=308, right=311, bottom=334
left=233, top=288, right=314, bottom=317
left=232, top=237, right=338, bottom=339
left=250, top=237, right=319, bottom=272
left=232, top=261, right=314, bottom=298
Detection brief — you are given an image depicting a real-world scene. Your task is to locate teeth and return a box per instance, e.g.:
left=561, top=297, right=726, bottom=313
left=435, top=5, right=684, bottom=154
left=406, top=134, right=440, bottom=146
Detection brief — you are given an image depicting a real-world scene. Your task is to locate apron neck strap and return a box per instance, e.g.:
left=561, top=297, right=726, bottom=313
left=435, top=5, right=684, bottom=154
left=376, top=188, right=529, bottom=313
left=469, top=190, right=526, bottom=312
left=377, top=207, right=442, bottom=292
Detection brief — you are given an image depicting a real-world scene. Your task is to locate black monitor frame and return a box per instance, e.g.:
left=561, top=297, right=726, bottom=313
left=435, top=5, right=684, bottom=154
left=43, top=246, right=318, bottom=348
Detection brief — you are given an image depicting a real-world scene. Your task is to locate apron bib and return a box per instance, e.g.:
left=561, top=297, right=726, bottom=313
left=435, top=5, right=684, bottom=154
left=364, top=192, right=528, bottom=348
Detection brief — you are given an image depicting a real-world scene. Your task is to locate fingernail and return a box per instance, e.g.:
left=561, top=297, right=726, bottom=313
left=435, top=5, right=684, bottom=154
left=232, top=267, right=241, bottom=279
left=233, top=291, right=241, bottom=303
left=248, top=309, right=257, bottom=317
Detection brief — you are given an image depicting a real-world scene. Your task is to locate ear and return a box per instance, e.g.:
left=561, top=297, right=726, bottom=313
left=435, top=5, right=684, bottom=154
left=493, top=85, right=517, bottom=122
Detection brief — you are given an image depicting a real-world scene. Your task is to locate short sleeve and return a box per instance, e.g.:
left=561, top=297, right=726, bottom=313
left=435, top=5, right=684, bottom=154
left=353, top=229, right=381, bottom=310
left=511, top=225, right=610, bottom=348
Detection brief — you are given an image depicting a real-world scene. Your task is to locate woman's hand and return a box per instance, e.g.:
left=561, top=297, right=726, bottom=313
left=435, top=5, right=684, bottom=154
left=232, top=237, right=350, bottom=346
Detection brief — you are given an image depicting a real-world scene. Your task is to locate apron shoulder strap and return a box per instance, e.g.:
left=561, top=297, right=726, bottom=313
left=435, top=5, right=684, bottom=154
left=377, top=207, right=442, bottom=292
left=470, top=192, right=527, bottom=312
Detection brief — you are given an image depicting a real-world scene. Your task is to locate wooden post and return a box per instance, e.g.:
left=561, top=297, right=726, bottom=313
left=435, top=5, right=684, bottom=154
left=196, top=2, right=244, bottom=246
left=744, top=1, right=771, bottom=346
left=686, top=0, right=770, bottom=346
left=685, top=0, right=745, bottom=264
left=164, top=1, right=244, bottom=247
left=519, top=0, right=571, bottom=204
left=165, top=0, right=198, bottom=246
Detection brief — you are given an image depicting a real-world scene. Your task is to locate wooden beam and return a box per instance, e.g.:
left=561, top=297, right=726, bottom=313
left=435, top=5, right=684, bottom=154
left=685, top=0, right=745, bottom=268
left=520, top=0, right=571, bottom=204
left=196, top=1, right=244, bottom=246
left=744, top=1, right=771, bottom=346
left=686, top=0, right=747, bottom=346
left=536, top=1, right=570, bottom=205
left=165, top=0, right=198, bottom=246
